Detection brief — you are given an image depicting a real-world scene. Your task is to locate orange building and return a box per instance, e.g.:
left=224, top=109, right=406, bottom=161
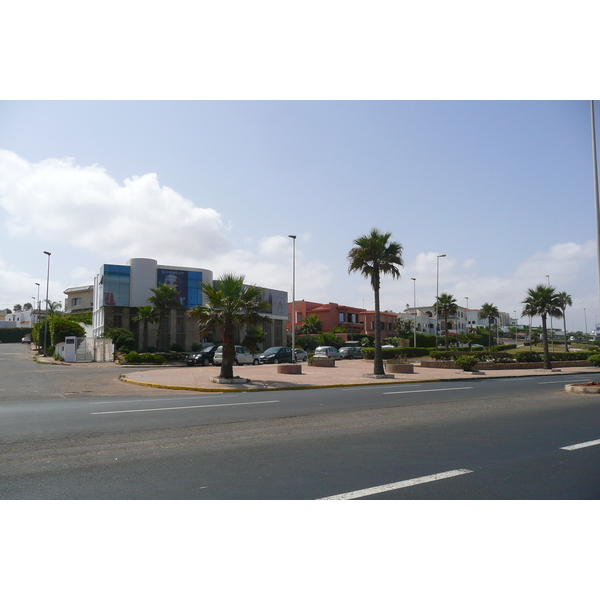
left=287, top=301, right=398, bottom=337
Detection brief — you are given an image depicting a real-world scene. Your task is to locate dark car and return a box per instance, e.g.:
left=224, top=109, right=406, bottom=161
left=186, top=345, right=219, bottom=366
left=258, top=346, right=293, bottom=364
left=339, top=346, right=363, bottom=359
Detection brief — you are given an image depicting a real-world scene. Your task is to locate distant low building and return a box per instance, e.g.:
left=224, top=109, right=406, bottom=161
left=288, top=300, right=398, bottom=337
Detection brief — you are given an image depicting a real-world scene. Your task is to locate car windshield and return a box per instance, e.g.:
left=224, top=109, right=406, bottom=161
left=263, top=347, right=280, bottom=354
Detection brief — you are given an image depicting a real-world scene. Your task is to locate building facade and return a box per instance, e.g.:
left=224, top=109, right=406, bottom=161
left=288, top=300, right=399, bottom=337
left=92, top=258, right=288, bottom=351
left=64, top=285, right=94, bottom=314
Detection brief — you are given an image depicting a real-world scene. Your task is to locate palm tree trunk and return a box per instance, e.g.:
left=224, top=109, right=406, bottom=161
left=220, top=326, right=235, bottom=379
left=142, top=321, right=148, bottom=353
left=541, top=314, right=551, bottom=369
left=444, top=313, right=449, bottom=350
left=563, top=313, right=568, bottom=352
left=373, top=271, right=384, bottom=375
left=488, top=319, right=493, bottom=348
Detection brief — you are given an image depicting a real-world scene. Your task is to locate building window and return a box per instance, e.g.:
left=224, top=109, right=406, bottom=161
left=339, top=312, right=345, bottom=322
left=72, top=298, right=81, bottom=307
left=296, top=312, right=302, bottom=323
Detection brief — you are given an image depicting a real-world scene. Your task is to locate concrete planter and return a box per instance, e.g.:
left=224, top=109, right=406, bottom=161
left=386, top=363, right=414, bottom=374
left=312, top=358, right=336, bottom=367
left=277, top=364, right=303, bottom=374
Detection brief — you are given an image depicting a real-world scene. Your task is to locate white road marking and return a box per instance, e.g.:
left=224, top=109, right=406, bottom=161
left=383, top=386, right=473, bottom=395
left=537, top=378, right=593, bottom=385
left=92, top=399, right=279, bottom=415
left=89, top=395, right=236, bottom=405
left=318, top=469, right=473, bottom=500
left=560, top=439, right=600, bottom=451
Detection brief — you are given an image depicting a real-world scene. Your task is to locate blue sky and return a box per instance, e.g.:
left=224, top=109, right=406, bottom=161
left=1, top=100, right=599, bottom=331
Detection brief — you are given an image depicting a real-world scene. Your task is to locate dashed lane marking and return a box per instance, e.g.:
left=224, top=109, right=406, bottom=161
left=91, top=399, right=280, bottom=415
left=317, top=469, right=474, bottom=500
left=560, top=439, right=600, bottom=451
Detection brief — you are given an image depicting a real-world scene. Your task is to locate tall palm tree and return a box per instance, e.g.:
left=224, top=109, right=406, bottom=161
left=479, top=302, right=500, bottom=348
left=132, top=305, right=159, bottom=352
left=556, top=291, right=573, bottom=352
left=187, top=273, right=270, bottom=380
left=434, top=293, right=458, bottom=350
left=521, top=285, right=562, bottom=369
left=148, top=283, right=181, bottom=350
left=347, top=228, right=403, bottom=376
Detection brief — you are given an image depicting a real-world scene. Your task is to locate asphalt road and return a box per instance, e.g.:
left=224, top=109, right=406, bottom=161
left=1, top=344, right=600, bottom=499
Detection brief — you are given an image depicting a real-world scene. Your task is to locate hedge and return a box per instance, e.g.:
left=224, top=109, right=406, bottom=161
left=362, top=347, right=429, bottom=360
left=0, top=327, right=32, bottom=343
left=124, top=352, right=166, bottom=365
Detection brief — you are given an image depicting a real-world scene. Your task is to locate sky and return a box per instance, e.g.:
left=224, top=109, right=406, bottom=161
left=1, top=100, right=599, bottom=332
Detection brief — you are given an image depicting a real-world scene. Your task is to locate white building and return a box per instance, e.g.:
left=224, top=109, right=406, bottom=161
left=92, top=257, right=288, bottom=351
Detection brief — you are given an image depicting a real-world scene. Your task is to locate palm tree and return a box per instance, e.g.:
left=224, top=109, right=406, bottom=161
left=521, top=285, right=562, bottom=369
left=187, top=273, right=270, bottom=379
left=556, top=291, right=573, bottom=352
left=148, top=283, right=181, bottom=350
left=132, top=305, right=159, bottom=352
left=479, top=302, right=500, bottom=348
left=347, top=228, right=403, bottom=376
left=457, top=331, right=478, bottom=351
left=434, top=293, right=458, bottom=350
left=299, top=314, right=323, bottom=334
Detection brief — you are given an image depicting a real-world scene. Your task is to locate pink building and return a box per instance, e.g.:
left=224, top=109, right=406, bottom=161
left=287, top=301, right=398, bottom=337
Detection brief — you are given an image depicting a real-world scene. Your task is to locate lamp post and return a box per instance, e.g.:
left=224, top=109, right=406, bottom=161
left=43, top=251, right=51, bottom=356
left=514, top=310, right=518, bottom=345
left=288, top=235, right=296, bottom=362
left=545, top=274, right=554, bottom=351
left=435, top=254, right=446, bottom=348
left=35, top=283, right=40, bottom=324
left=411, top=278, right=417, bottom=348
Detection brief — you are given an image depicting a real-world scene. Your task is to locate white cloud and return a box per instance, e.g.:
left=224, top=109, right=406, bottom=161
left=0, top=150, right=232, bottom=265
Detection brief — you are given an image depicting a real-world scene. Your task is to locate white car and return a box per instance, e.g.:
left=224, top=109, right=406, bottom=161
left=313, top=346, right=342, bottom=359
left=213, top=345, right=259, bottom=366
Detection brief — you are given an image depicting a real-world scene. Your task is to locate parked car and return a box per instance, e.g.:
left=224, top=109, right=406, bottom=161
left=314, top=346, right=342, bottom=359
left=185, top=344, right=219, bottom=366
left=258, top=346, right=293, bottom=364
left=213, top=345, right=259, bottom=366
left=21, top=335, right=31, bottom=344
left=294, top=348, right=308, bottom=362
left=339, top=346, right=363, bottom=359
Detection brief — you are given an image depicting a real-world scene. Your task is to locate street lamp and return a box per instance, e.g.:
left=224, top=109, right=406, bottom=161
left=435, top=254, right=446, bottom=348
left=43, top=251, right=51, bottom=357
left=411, top=278, right=417, bottom=348
left=514, top=310, right=518, bottom=345
left=35, top=282, right=40, bottom=322
left=545, top=274, right=554, bottom=351
left=288, top=235, right=296, bottom=362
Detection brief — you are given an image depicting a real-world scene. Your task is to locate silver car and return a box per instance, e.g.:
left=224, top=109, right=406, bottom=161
left=294, top=348, right=308, bottom=362
left=313, top=346, right=342, bottom=359
left=213, top=345, right=259, bottom=366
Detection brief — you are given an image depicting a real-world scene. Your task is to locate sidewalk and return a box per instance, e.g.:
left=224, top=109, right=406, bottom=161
left=121, top=359, right=600, bottom=393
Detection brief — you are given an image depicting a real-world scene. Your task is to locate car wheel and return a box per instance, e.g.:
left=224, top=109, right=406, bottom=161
left=234, top=359, right=239, bottom=366
left=303, top=356, right=308, bottom=362
left=202, top=358, right=210, bottom=366
left=253, top=358, right=259, bottom=365
left=274, top=358, right=279, bottom=364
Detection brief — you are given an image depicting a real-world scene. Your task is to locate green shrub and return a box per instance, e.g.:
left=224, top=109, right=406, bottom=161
left=587, top=354, right=600, bottom=367
left=191, top=343, right=202, bottom=351
left=362, top=347, right=414, bottom=360
left=515, top=351, right=543, bottom=363
left=170, top=343, right=185, bottom=352
left=124, top=351, right=166, bottom=364
left=455, top=355, right=479, bottom=371
left=104, top=328, right=136, bottom=352
left=490, top=344, right=517, bottom=352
